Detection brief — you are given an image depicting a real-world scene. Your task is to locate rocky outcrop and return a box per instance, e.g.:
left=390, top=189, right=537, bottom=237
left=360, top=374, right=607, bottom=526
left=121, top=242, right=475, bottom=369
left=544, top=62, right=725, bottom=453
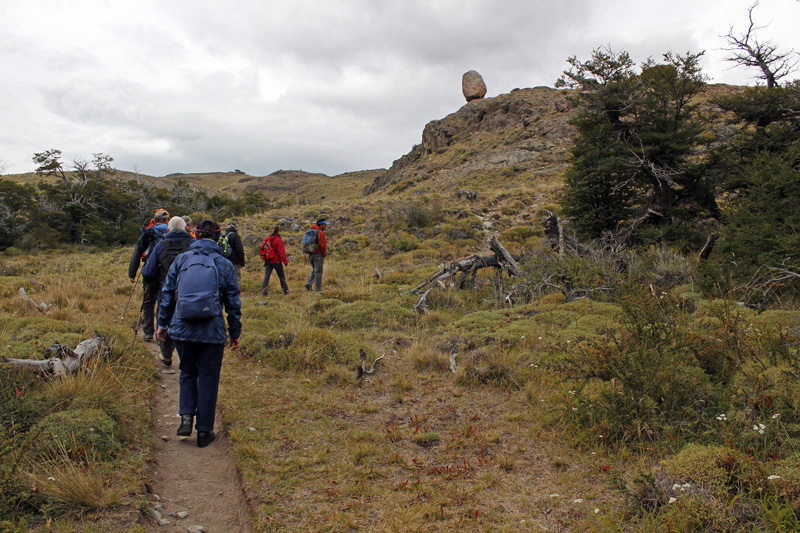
left=364, top=86, right=579, bottom=195
left=462, top=70, right=487, bottom=102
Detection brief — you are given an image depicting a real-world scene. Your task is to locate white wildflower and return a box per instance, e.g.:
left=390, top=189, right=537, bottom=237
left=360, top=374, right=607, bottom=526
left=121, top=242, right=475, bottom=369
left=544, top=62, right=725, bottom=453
left=594, top=508, right=600, bottom=514
left=47, top=477, right=55, bottom=481
left=672, top=483, right=681, bottom=491
left=772, top=413, right=781, bottom=419
left=768, top=475, right=781, bottom=480
left=550, top=494, right=559, bottom=498
left=573, top=498, right=583, bottom=503
left=669, top=497, right=677, bottom=504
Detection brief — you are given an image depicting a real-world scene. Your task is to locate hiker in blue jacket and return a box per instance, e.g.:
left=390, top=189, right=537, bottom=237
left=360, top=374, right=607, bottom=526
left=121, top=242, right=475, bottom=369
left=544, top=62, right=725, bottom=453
left=129, top=209, right=170, bottom=341
left=156, top=219, right=242, bottom=448
left=142, top=216, right=194, bottom=367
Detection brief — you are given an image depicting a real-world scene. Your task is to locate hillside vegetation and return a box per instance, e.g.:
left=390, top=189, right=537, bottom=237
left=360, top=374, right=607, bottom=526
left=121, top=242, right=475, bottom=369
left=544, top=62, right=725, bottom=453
left=2, top=49, right=800, bottom=531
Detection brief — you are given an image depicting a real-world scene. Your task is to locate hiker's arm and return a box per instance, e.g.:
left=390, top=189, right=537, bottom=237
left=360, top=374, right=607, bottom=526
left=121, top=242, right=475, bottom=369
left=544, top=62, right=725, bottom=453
left=128, top=232, right=148, bottom=279
left=220, top=261, right=242, bottom=342
left=235, top=234, right=245, bottom=267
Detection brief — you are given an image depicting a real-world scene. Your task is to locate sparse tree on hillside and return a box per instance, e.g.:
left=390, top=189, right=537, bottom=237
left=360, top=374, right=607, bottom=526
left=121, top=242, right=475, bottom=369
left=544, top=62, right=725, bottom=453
left=72, top=153, right=115, bottom=184
left=32, top=149, right=68, bottom=185
left=723, top=2, right=798, bottom=88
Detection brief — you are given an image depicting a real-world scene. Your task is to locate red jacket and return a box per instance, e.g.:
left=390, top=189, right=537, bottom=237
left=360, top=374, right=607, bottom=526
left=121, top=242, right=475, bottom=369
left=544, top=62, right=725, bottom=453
left=310, top=224, right=327, bottom=256
left=264, top=235, right=288, bottom=265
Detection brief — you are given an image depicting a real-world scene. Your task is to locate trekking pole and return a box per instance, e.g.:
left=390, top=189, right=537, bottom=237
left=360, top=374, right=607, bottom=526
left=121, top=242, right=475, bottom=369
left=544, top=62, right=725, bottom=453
left=131, top=303, right=145, bottom=347
left=121, top=269, right=143, bottom=321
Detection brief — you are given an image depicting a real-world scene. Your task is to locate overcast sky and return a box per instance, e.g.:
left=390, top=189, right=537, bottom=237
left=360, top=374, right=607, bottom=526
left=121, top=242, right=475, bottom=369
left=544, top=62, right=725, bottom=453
left=2, top=0, right=799, bottom=177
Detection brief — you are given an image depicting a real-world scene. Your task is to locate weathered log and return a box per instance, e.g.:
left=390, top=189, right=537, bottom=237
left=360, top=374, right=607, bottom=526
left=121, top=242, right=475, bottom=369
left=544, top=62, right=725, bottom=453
left=18, top=288, right=53, bottom=313
left=489, top=236, right=522, bottom=277
left=356, top=348, right=385, bottom=379
left=409, top=238, right=523, bottom=312
left=3, top=335, right=110, bottom=376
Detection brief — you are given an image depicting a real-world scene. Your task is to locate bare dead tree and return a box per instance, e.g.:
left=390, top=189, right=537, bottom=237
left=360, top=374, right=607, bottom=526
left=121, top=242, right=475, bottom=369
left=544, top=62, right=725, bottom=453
left=409, top=238, right=521, bottom=312
left=723, top=2, right=799, bottom=88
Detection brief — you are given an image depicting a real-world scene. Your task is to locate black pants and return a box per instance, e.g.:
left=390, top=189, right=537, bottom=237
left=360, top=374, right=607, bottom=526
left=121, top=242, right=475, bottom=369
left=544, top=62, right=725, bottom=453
left=141, top=279, right=160, bottom=337
left=262, top=262, right=289, bottom=295
left=174, top=340, right=225, bottom=433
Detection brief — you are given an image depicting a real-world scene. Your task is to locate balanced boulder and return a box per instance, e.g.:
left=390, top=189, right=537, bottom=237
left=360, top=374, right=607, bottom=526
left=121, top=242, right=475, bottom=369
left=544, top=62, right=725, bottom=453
left=462, top=70, right=487, bottom=102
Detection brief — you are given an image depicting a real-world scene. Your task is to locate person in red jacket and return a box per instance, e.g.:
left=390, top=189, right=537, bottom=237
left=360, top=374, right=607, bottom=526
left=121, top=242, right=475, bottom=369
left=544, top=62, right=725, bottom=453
left=304, top=217, right=329, bottom=292
left=260, top=226, right=290, bottom=296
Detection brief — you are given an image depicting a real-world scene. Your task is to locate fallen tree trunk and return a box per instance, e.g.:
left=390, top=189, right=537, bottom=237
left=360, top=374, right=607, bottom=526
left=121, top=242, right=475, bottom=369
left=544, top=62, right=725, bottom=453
left=3, top=335, right=110, bottom=376
left=410, top=238, right=520, bottom=312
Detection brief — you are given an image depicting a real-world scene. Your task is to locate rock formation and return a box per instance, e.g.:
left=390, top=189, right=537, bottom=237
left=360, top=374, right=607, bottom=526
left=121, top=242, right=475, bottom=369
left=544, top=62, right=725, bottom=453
left=364, top=87, right=579, bottom=195
left=462, top=70, right=487, bottom=102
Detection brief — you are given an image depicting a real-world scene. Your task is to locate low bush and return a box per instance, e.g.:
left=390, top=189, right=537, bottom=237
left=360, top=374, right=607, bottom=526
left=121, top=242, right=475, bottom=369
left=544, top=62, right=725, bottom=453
left=31, top=408, right=120, bottom=460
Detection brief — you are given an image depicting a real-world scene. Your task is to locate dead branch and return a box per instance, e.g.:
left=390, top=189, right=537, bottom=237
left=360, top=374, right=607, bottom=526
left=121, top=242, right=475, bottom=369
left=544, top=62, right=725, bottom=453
left=732, top=263, right=800, bottom=307
left=410, top=239, right=521, bottom=312
left=19, top=288, right=53, bottom=313
left=542, top=212, right=589, bottom=256
left=449, top=353, right=458, bottom=374
left=3, top=335, right=110, bottom=376
left=698, top=234, right=718, bottom=262
left=489, top=236, right=522, bottom=277
left=357, top=348, right=385, bottom=379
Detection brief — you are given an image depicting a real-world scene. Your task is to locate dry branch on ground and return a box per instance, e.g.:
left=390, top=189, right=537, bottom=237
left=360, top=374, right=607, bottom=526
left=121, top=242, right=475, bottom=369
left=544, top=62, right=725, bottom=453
left=3, top=335, right=110, bottom=375
left=409, top=237, right=521, bottom=312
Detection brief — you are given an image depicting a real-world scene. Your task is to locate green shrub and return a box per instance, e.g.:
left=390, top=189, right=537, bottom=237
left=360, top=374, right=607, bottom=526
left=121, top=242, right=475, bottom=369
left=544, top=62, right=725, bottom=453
left=502, top=226, right=538, bottom=243
left=31, top=408, right=120, bottom=460
left=565, top=289, right=718, bottom=444
left=665, top=444, right=761, bottom=497
left=387, top=231, right=419, bottom=253
left=0, top=429, right=32, bottom=519
left=658, top=494, right=736, bottom=533
left=322, top=301, right=414, bottom=330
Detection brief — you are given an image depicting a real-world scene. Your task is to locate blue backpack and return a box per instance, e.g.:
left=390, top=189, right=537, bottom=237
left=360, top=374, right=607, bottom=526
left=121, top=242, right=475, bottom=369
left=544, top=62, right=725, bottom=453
left=175, top=250, right=222, bottom=321
left=301, top=229, right=319, bottom=253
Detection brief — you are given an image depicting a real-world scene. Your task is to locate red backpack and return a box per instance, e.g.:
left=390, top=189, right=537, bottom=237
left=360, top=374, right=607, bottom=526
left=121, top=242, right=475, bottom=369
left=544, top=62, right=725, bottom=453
left=260, top=236, right=278, bottom=262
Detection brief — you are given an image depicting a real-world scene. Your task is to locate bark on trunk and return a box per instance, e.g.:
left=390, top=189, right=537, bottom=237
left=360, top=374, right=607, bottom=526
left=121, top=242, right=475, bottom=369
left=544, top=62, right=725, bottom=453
left=3, top=335, right=110, bottom=376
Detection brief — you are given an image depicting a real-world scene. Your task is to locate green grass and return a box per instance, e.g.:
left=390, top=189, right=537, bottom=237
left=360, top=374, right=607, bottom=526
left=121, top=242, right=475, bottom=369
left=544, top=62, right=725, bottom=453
left=2, top=143, right=800, bottom=531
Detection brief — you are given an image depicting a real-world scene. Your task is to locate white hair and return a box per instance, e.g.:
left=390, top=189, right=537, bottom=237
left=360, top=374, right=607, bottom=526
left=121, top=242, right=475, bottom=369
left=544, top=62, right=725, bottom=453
left=168, top=216, right=187, bottom=232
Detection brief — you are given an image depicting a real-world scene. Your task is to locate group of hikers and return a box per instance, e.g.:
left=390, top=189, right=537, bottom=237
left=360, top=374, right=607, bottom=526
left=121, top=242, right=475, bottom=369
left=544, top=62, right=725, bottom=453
left=127, top=209, right=330, bottom=447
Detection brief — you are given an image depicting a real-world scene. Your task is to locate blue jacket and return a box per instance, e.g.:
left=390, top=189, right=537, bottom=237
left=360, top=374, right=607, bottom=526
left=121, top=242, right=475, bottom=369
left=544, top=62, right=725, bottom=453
left=157, top=239, right=242, bottom=344
left=142, top=230, right=194, bottom=302
left=128, top=223, right=168, bottom=279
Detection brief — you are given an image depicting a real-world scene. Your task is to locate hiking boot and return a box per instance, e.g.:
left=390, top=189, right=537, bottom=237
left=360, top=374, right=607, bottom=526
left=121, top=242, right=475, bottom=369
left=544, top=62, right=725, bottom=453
left=177, top=415, right=193, bottom=437
left=304, top=285, right=311, bottom=291
left=284, top=290, right=290, bottom=295
left=197, top=431, right=215, bottom=448
left=159, top=354, right=172, bottom=367
left=143, top=335, right=154, bottom=342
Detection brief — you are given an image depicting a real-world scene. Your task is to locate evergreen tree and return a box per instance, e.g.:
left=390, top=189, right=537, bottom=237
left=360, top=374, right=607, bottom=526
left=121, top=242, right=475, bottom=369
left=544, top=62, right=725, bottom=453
left=557, top=48, right=711, bottom=244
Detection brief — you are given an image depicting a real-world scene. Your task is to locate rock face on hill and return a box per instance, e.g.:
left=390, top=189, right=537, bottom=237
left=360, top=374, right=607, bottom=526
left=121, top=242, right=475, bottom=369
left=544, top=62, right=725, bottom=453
left=364, top=86, right=578, bottom=195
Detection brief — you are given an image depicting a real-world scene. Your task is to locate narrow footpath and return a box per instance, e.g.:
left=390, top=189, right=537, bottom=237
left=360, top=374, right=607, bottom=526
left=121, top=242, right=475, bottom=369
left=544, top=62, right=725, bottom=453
left=143, top=337, right=253, bottom=532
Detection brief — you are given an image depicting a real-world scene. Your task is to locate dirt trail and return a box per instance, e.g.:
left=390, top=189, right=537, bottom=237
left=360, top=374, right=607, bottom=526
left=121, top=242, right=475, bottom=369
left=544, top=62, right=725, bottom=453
left=143, top=338, right=253, bottom=532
